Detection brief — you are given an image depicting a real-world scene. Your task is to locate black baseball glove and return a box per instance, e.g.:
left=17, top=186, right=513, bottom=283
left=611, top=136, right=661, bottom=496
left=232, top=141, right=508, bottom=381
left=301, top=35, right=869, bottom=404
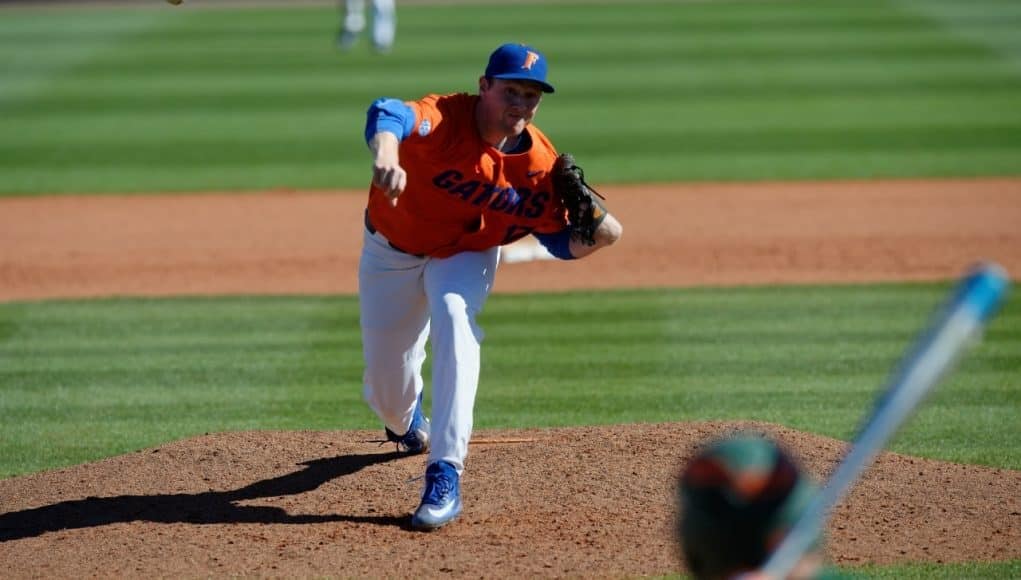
left=551, top=153, right=608, bottom=246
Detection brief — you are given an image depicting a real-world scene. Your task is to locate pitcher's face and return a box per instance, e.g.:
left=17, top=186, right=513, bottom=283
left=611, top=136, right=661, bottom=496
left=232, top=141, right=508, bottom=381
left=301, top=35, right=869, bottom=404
left=477, top=77, right=544, bottom=138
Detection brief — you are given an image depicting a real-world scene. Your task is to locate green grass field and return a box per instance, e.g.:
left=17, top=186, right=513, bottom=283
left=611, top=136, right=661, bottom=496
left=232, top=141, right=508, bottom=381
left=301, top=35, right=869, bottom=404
left=1, top=0, right=1019, bottom=577
left=3, top=285, right=1019, bottom=478
left=1, top=0, right=1019, bottom=194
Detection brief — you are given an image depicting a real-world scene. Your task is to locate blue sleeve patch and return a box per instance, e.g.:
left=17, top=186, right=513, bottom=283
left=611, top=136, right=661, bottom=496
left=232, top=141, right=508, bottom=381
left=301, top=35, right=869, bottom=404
left=534, top=229, right=576, bottom=260
left=364, top=98, right=416, bottom=145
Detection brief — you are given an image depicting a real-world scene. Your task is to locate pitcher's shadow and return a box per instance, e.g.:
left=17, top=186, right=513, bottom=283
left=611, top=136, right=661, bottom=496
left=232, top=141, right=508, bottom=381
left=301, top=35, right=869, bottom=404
left=0, top=450, right=412, bottom=542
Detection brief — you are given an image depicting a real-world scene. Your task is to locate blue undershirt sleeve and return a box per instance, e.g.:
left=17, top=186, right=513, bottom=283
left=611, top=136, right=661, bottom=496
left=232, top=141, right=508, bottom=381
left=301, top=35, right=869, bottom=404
left=533, top=229, right=576, bottom=260
left=364, top=98, right=416, bottom=145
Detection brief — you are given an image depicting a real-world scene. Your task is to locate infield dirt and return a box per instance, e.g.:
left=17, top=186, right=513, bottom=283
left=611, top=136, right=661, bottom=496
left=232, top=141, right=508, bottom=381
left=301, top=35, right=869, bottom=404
left=1, top=178, right=1020, bottom=577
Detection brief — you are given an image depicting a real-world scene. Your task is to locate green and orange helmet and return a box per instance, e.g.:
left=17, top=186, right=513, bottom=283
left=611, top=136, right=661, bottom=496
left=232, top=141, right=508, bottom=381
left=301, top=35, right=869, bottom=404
left=678, top=434, right=818, bottom=580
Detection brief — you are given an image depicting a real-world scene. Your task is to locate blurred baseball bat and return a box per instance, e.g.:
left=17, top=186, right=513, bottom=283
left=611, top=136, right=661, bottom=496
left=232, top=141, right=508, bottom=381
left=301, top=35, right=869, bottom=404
left=760, top=262, right=1010, bottom=579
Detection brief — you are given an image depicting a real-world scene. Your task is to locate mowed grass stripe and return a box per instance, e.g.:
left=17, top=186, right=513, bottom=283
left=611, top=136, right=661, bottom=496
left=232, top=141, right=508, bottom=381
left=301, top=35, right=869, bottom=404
left=3, top=31, right=1002, bottom=74
left=9, top=67, right=1021, bottom=113
left=4, top=22, right=1007, bottom=51
left=563, top=149, right=1021, bottom=181
left=5, top=125, right=1017, bottom=169
left=7, top=90, right=1020, bottom=147
left=1, top=284, right=1018, bottom=478
left=5, top=147, right=1016, bottom=194
left=1, top=0, right=1020, bottom=193
left=2, top=152, right=1014, bottom=196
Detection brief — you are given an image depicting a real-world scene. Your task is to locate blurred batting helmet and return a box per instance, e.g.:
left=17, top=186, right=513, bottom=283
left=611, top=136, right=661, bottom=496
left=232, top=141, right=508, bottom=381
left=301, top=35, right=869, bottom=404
left=678, top=434, right=817, bottom=580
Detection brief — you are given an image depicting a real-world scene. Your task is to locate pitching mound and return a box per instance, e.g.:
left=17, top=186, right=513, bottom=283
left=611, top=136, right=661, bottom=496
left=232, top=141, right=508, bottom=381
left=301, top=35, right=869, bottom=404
left=1, top=422, right=1019, bottom=577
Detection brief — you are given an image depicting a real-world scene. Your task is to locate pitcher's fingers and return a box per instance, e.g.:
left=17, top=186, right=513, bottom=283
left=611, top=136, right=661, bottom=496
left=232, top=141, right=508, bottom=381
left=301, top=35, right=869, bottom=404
left=394, top=169, right=407, bottom=196
left=383, top=168, right=406, bottom=198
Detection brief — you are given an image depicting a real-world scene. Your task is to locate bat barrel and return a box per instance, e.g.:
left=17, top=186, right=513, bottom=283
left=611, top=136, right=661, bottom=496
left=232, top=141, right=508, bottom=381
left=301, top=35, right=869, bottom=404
left=760, top=262, right=1010, bottom=579
left=951, top=262, right=1010, bottom=323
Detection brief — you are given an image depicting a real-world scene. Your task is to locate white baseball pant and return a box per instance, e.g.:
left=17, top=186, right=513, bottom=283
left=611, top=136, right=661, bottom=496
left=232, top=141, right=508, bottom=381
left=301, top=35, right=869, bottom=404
left=358, top=226, right=499, bottom=473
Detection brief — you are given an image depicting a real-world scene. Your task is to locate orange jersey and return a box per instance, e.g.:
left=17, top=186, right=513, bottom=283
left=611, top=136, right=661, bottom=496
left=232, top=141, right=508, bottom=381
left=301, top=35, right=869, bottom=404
left=366, top=93, right=568, bottom=258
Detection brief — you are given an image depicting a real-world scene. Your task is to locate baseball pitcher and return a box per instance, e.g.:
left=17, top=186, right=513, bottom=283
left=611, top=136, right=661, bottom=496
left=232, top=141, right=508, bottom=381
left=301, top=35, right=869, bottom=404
left=359, top=43, right=623, bottom=530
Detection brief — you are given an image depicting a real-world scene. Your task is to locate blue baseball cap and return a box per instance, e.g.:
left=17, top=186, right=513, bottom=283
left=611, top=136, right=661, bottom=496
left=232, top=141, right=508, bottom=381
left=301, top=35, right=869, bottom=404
left=484, top=43, right=555, bottom=93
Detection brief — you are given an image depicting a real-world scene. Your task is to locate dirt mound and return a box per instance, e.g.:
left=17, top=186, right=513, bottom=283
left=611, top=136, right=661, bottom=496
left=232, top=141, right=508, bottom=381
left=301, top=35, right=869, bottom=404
left=1, top=422, right=1019, bottom=578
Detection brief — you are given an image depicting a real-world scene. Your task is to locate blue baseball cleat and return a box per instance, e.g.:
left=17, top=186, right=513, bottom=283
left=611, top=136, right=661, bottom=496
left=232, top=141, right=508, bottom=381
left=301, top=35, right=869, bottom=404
left=411, top=461, right=462, bottom=530
left=384, top=392, right=430, bottom=455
